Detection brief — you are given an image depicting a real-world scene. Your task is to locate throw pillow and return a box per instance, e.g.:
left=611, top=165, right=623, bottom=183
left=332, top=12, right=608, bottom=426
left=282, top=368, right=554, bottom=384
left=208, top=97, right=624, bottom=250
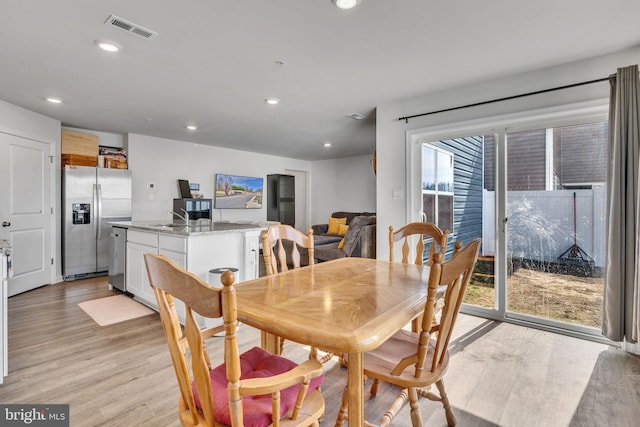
left=327, top=217, right=347, bottom=234
left=338, top=238, right=345, bottom=249
left=338, top=224, right=349, bottom=236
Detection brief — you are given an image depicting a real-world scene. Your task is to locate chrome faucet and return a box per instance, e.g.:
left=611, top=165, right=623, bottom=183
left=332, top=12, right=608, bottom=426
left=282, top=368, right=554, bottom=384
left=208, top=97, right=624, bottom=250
left=169, top=209, right=189, bottom=225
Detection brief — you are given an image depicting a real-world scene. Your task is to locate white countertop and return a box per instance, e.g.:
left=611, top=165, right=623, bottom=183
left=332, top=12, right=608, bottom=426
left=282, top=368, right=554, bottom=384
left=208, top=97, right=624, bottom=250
left=109, top=220, right=269, bottom=236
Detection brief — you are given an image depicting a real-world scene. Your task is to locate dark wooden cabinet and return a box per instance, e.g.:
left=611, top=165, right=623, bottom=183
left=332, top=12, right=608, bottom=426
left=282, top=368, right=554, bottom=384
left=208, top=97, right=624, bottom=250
left=267, top=174, right=295, bottom=226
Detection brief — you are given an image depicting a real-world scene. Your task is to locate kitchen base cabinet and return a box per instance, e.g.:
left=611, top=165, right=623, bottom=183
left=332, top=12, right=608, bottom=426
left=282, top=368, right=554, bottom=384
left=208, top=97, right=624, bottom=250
left=124, top=227, right=261, bottom=324
left=125, top=231, right=158, bottom=303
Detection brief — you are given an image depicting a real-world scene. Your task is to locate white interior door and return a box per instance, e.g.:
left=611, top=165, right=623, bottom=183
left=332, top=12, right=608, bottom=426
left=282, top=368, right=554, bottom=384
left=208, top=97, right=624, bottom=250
left=0, top=132, right=53, bottom=296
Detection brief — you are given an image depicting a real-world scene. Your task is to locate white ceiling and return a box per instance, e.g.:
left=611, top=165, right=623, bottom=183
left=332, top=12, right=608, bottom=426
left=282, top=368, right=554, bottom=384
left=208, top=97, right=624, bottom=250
left=1, top=1, right=639, bottom=160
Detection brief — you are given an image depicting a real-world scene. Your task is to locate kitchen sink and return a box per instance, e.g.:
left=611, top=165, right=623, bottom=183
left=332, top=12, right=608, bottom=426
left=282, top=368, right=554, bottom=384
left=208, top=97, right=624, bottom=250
left=150, top=223, right=187, bottom=228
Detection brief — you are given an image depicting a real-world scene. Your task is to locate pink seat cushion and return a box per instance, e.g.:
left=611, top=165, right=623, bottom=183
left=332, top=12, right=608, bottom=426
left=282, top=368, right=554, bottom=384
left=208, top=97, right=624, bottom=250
left=192, top=346, right=323, bottom=427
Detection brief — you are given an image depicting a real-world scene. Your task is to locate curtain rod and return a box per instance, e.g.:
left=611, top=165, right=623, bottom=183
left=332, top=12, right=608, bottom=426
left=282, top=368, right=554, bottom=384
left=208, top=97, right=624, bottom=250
left=397, top=75, right=615, bottom=123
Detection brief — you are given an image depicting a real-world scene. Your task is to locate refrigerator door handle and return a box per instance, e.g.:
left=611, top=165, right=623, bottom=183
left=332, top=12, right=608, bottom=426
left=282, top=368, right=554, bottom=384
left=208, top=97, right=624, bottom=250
left=92, top=183, right=97, bottom=240
left=96, top=183, right=103, bottom=240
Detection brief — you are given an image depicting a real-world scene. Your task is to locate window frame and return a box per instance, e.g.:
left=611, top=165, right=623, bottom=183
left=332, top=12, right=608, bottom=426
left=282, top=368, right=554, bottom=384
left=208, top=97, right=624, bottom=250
left=405, top=98, right=614, bottom=345
left=421, top=143, right=454, bottom=232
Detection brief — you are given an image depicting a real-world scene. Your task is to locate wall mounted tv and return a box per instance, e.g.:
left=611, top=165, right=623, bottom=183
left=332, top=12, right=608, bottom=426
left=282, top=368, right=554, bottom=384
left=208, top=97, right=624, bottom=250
left=214, top=174, right=264, bottom=209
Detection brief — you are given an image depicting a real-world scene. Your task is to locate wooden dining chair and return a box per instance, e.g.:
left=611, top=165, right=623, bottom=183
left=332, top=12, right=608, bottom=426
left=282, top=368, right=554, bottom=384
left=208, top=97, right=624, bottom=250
left=335, top=239, right=480, bottom=427
left=144, top=253, right=325, bottom=427
left=262, top=224, right=314, bottom=276
left=389, top=222, right=453, bottom=333
left=261, top=225, right=335, bottom=364
left=389, top=222, right=449, bottom=266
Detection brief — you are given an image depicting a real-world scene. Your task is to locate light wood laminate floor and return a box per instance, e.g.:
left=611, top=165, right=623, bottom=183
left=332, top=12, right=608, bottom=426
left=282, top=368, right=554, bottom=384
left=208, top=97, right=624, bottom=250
left=1, top=277, right=639, bottom=426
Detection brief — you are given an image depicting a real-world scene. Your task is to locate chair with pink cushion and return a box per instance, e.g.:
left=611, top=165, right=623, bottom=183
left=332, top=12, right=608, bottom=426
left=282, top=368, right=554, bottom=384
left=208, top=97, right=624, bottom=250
left=144, top=253, right=325, bottom=427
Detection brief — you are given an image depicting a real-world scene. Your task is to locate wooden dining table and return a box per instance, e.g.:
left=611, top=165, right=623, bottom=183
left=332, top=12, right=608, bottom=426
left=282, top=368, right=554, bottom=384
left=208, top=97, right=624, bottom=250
left=234, top=257, right=430, bottom=426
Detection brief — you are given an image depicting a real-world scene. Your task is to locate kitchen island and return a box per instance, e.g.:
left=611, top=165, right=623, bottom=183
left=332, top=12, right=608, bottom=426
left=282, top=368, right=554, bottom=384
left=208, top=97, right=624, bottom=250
left=109, top=220, right=267, bottom=318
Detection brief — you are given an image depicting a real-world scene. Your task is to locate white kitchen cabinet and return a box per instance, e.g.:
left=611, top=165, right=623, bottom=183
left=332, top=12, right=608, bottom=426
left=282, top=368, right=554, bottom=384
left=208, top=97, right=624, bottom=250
left=158, top=234, right=187, bottom=269
left=123, top=226, right=262, bottom=318
left=126, top=241, right=158, bottom=305
left=158, top=249, right=186, bottom=269
left=126, top=230, right=158, bottom=307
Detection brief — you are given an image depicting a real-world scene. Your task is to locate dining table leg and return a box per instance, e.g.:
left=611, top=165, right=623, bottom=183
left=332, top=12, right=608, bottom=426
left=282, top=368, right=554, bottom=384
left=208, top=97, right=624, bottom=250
left=347, top=351, right=364, bottom=426
left=260, top=331, right=282, bottom=355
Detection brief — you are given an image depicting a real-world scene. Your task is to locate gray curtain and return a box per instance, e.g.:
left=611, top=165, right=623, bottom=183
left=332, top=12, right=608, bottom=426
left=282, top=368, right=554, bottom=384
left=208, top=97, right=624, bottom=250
left=603, top=64, right=640, bottom=343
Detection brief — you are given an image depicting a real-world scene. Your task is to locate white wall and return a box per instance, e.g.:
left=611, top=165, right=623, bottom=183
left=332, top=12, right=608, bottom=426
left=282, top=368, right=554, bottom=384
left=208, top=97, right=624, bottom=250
left=309, top=154, right=377, bottom=226
left=376, top=46, right=640, bottom=260
left=127, top=133, right=314, bottom=224
left=0, top=99, right=61, bottom=280
left=128, top=134, right=376, bottom=229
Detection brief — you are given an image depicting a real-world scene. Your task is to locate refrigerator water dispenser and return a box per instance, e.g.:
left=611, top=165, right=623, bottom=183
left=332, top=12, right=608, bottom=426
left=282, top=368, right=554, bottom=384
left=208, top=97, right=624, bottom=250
left=72, top=203, right=91, bottom=224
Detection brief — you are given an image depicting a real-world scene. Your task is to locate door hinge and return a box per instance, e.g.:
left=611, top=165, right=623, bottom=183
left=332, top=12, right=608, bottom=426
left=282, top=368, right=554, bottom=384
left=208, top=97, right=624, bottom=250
left=49, top=156, right=54, bottom=164
left=51, top=207, right=54, bottom=214
left=51, top=258, right=54, bottom=265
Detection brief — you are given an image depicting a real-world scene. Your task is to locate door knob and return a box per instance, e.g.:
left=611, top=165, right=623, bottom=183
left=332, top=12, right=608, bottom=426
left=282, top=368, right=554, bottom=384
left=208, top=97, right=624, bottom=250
left=2, top=221, right=10, bottom=227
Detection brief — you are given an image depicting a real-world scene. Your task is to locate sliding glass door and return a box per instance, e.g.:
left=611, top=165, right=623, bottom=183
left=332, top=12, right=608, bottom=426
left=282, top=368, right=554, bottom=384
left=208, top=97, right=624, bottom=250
left=409, top=103, right=608, bottom=336
left=505, top=123, right=607, bottom=330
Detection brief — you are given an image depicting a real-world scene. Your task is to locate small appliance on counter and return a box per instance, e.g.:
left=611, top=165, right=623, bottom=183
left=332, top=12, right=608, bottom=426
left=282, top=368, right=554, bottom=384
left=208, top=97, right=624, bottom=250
left=173, top=198, right=212, bottom=221
left=178, top=179, right=192, bottom=198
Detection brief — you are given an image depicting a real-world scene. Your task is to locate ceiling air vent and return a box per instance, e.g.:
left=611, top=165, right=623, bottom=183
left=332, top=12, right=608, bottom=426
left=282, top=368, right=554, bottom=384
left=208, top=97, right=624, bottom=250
left=104, top=14, right=158, bottom=40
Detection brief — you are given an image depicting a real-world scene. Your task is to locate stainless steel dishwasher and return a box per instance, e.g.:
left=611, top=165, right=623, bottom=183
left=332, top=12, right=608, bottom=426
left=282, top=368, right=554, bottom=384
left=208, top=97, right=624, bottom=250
left=108, top=226, right=127, bottom=292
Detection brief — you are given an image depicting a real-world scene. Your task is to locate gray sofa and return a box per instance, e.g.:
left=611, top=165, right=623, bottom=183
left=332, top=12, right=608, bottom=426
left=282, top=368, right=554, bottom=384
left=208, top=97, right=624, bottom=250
left=258, top=212, right=377, bottom=275
left=313, top=214, right=377, bottom=262
left=311, top=211, right=376, bottom=238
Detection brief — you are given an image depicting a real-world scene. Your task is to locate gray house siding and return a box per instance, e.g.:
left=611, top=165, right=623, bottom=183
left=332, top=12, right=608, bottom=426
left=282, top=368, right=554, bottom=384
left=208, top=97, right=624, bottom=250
left=507, top=129, right=547, bottom=190
left=484, top=134, right=495, bottom=191
left=430, top=136, right=484, bottom=257
left=483, top=123, right=608, bottom=191
left=558, top=122, right=607, bottom=185
left=483, top=129, right=548, bottom=191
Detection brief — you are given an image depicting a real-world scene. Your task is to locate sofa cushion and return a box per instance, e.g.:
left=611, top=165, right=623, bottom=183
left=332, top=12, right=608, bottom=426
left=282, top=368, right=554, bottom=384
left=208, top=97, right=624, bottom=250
left=314, top=242, right=345, bottom=261
left=192, top=346, right=324, bottom=426
left=314, top=235, right=343, bottom=245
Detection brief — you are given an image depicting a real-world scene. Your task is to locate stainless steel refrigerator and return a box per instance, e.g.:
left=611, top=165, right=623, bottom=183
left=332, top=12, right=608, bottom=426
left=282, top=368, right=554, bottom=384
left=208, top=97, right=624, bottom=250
left=63, top=165, right=132, bottom=280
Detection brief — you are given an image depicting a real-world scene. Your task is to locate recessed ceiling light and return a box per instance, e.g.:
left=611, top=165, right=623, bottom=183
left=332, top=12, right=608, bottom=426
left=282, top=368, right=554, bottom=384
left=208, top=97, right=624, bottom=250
left=332, top=0, right=361, bottom=10
left=186, top=125, right=197, bottom=131
left=323, top=142, right=332, bottom=148
left=45, top=97, right=63, bottom=104
left=95, top=39, right=122, bottom=53
left=265, top=98, right=280, bottom=105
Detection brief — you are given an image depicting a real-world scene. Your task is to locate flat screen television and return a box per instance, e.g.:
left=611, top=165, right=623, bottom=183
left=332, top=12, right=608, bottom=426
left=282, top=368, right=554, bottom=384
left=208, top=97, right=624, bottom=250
left=214, top=174, right=263, bottom=209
